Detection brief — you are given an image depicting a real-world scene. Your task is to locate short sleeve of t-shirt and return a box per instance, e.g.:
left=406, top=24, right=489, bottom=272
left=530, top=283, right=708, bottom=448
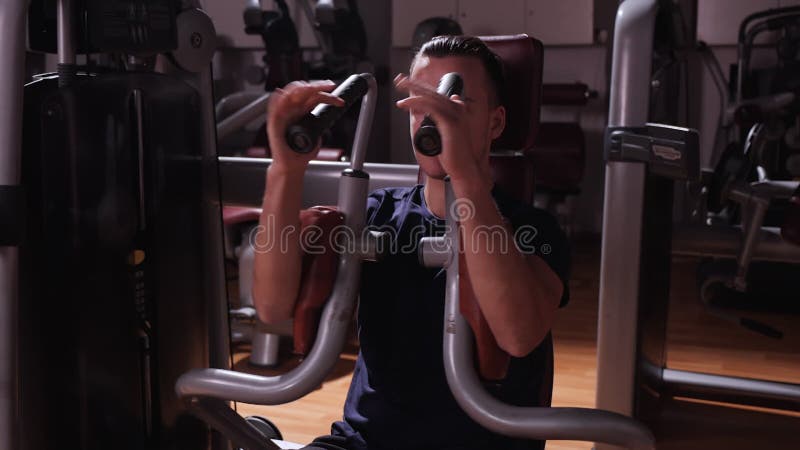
left=508, top=206, right=571, bottom=307
left=366, top=186, right=571, bottom=307
left=489, top=185, right=571, bottom=308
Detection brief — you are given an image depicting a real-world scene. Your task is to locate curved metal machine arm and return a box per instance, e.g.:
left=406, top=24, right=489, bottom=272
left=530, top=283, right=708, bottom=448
left=431, top=180, right=655, bottom=450
left=176, top=74, right=377, bottom=404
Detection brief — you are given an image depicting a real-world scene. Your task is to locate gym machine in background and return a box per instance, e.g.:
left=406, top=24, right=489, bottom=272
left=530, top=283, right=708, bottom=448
left=3, top=0, right=230, bottom=448
left=597, top=1, right=800, bottom=449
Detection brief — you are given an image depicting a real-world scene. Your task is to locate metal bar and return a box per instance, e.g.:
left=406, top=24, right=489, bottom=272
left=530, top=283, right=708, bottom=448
left=216, top=93, right=270, bottom=140
left=419, top=236, right=450, bottom=268
left=734, top=197, right=769, bottom=291
left=298, top=0, right=328, bottom=52
left=596, top=1, right=661, bottom=449
left=176, top=71, right=379, bottom=405
left=439, top=180, right=655, bottom=450
left=185, top=397, right=280, bottom=450
left=662, top=368, right=800, bottom=410
left=672, top=224, right=800, bottom=263
left=133, top=90, right=147, bottom=231
left=596, top=1, right=659, bottom=438
left=349, top=74, right=377, bottom=172
left=57, top=0, right=76, bottom=66
left=217, top=157, right=419, bottom=207
left=175, top=193, right=360, bottom=403
left=0, top=2, right=31, bottom=449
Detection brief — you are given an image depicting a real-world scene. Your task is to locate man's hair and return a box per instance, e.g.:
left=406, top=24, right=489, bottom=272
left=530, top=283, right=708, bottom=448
left=413, top=35, right=506, bottom=107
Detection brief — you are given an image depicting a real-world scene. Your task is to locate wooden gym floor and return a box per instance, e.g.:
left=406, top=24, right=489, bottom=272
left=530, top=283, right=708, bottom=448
left=231, top=237, right=800, bottom=449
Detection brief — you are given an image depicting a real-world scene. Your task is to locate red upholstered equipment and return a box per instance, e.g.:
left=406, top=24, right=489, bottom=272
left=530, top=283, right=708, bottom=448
left=542, top=82, right=593, bottom=106
left=446, top=35, right=544, bottom=380
left=488, top=152, right=537, bottom=205
left=527, top=83, right=592, bottom=195
left=482, top=35, right=543, bottom=151
left=529, top=122, right=585, bottom=193
left=223, top=206, right=262, bottom=226
left=222, top=204, right=343, bottom=357
left=458, top=251, right=511, bottom=380
left=291, top=206, right=345, bottom=355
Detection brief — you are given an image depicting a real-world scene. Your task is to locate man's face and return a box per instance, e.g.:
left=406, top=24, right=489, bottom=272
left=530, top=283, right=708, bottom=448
left=407, top=55, right=504, bottom=180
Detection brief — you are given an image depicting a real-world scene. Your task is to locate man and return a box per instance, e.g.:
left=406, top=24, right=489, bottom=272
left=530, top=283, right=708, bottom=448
left=253, top=35, right=570, bottom=450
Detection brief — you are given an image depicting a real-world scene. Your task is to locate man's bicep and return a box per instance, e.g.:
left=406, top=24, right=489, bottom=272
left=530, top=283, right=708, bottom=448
left=524, top=253, right=565, bottom=309
left=512, top=209, right=572, bottom=307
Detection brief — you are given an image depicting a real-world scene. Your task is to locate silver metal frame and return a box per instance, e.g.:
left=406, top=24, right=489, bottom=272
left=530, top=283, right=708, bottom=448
left=418, top=181, right=654, bottom=450
left=217, top=92, right=271, bottom=140
left=175, top=74, right=380, bottom=404
left=596, top=1, right=659, bottom=435
left=599, top=2, right=800, bottom=449
left=0, top=2, right=30, bottom=448
left=673, top=224, right=800, bottom=263
left=662, top=368, right=800, bottom=407
left=219, top=157, right=420, bottom=207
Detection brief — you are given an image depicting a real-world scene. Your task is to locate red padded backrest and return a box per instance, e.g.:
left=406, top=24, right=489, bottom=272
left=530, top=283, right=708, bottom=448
left=292, top=206, right=345, bottom=356
left=489, top=153, right=536, bottom=205
left=481, top=34, right=544, bottom=151
left=459, top=251, right=511, bottom=380
left=455, top=35, right=544, bottom=380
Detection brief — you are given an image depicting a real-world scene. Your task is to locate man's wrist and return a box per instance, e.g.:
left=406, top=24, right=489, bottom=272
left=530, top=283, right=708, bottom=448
left=268, top=162, right=306, bottom=181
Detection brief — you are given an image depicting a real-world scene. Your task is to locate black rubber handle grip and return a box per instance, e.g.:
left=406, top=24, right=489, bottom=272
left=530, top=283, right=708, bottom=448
left=413, top=72, right=464, bottom=157
left=286, top=73, right=371, bottom=153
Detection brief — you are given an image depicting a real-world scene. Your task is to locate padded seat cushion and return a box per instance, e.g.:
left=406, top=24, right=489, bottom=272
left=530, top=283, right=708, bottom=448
left=527, top=122, right=585, bottom=192
left=459, top=251, right=511, bottom=381
left=489, top=153, right=536, bottom=205
left=223, top=206, right=262, bottom=226
left=292, top=206, right=345, bottom=355
left=542, top=83, right=591, bottom=106
left=481, top=35, right=544, bottom=150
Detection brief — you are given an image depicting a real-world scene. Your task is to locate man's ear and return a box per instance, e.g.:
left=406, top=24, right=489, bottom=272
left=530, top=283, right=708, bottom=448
left=489, top=105, right=506, bottom=141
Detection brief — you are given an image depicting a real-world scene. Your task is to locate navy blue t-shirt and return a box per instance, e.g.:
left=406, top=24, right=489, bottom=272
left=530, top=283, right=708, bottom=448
left=330, top=184, right=571, bottom=450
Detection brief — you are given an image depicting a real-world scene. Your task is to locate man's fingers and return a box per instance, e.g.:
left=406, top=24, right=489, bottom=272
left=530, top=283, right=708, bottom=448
left=302, top=91, right=345, bottom=112
left=396, top=95, right=458, bottom=122
left=395, top=74, right=466, bottom=115
left=268, top=80, right=343, bottom=126
left=281, top=80, right=338, bottom=105
left=394, top=73, right=438, bottom=97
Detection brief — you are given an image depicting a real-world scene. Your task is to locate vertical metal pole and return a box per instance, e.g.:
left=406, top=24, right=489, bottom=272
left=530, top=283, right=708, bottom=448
left=0, top=1, right=31, bottom=449
left=57, top=0, right=76, bottom=65
left=596, top=1, right=658, bottom=449
left=57, top=0, right=76, bottom=86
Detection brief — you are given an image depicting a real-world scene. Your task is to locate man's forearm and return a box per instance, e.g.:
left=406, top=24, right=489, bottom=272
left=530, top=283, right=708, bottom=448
left=450, top=179, right=562, bottom=357
left=252, top=165, right=306, bottom=323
